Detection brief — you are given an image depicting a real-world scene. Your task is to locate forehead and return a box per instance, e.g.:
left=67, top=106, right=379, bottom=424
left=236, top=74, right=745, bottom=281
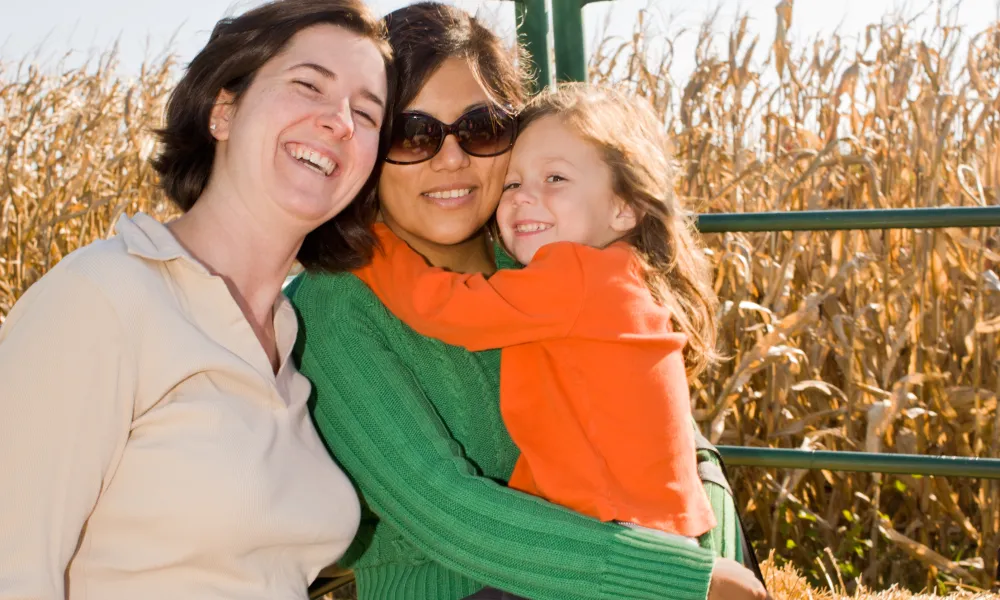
left=407, top=57, right=491, bottom=122
left=514, top=115, right=602, bottom=162
left=266, top=24, right=387, bottom=93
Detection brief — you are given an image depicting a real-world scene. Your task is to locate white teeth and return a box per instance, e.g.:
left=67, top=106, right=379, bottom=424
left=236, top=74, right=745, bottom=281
left=289, top=144, right=335, bottom=176
left=514, top=223, right=552, bottom=233
left=425, top=188, right=472, bottom=199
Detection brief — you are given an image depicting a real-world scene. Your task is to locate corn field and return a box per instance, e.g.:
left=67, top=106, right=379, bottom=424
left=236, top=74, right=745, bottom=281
left=2, top=2, right=999, bottom=597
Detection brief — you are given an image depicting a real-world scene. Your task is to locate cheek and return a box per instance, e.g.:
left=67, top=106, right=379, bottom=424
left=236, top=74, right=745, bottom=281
left=474, top=159, right=509, bottom=214
left=376, top=166, right=414, bottom=214
left=235, top=93, right=298, bottom=154
left=548, top=193, right=578, bottom=220
left=495, top=197, right=514, bottom=226
left=477, top=155, right=510, bottom=191
left=356, top=130, right=381, bottom=169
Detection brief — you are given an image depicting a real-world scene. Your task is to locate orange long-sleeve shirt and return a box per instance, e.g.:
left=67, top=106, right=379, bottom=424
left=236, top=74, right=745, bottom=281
left=354, top=224, right=716, bottom=537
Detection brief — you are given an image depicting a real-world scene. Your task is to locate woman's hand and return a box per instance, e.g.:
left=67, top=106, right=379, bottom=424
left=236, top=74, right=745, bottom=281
left=707, top=558, right=771, bottom=600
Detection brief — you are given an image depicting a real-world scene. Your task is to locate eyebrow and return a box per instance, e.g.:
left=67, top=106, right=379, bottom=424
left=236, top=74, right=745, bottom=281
left=362, top=89, right=386, bottom=110
left=289, top=62, right=386, bottom=109
left=539, top=157, right=580, bottom=172
left=461, top=101, right=489, bottom=113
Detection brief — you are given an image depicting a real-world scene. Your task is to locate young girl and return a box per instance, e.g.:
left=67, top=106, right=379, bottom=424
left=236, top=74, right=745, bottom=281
left=354, top=83, right=720, bottom=541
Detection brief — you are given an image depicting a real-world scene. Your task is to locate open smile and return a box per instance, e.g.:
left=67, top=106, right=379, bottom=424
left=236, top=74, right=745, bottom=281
left=421, top=186, right=477, bottom=207
left=513, top=221, right=553, bottom=235
left=285, top=142, right=339, bottom=177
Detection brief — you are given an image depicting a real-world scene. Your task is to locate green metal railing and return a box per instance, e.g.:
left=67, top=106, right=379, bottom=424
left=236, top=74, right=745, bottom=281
left=693, top=205, right=1000, bottom=479
left=697, top=206, right=1000, bottom=233
left=720, top=447, right=1000, bottom=479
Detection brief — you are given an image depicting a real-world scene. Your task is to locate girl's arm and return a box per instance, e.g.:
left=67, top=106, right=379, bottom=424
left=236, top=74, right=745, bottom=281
left=292, top=274, right=715, bottom=600
left=0, top=267, right=133, bottom=599
left=353, top=224, right=585, bottom=350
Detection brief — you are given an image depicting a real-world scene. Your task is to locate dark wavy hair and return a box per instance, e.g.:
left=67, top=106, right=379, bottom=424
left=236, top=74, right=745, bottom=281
left=152, top=0, right=394, bottom=272
left=383, top=2, right=530, bottom=123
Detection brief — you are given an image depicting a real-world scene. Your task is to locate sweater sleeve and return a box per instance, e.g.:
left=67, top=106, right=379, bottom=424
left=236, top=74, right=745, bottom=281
left=293, top=275, right=714, bottom=600
left=0, top=267, right=133, bottom=599
left=352, top=225, right=585, bottom=350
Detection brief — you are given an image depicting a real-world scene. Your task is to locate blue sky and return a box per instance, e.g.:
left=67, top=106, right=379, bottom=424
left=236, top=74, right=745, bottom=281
left=1, top=0, right=996, bottom=83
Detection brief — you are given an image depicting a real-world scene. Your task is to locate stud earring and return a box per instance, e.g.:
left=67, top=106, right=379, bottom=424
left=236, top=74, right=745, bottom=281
left=210, top=123, right=217, bottom=131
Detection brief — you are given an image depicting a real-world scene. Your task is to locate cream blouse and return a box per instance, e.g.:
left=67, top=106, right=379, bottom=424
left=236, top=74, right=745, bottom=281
left=0, top=213, right=360, bottom=600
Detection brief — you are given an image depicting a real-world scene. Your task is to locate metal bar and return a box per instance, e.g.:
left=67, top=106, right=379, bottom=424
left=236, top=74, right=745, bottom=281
left=696, top=206, right=1000, bottom=233
left=718, top=446, right=1000, bottom=479
left=551, top=0, right=587, bottom=82
left=513, top=0, right=552, bottom=93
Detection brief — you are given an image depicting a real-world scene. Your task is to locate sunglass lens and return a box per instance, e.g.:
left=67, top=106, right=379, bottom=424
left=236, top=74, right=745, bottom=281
left=456, top=110, right=515, bottom=157
left=387, top=114, right=441, bottom=164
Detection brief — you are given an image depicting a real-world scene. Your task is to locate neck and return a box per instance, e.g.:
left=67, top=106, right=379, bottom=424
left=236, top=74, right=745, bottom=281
left=167, top=190, right=303, bottom=329
left=385, top=221, right=496, bottom=274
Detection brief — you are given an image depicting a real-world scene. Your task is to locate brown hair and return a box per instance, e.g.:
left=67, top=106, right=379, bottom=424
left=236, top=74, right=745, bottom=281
left=382, top=2, right=529, bottom=121
left=518, top=83, right=720, bottom=376
left=152, top=0, right=394, bottom=272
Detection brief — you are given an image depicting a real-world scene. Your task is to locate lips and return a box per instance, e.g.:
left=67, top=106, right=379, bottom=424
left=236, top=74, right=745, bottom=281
left=512, top=221, right=553, bottom=234
left=285, top=142, right=339, bottom=177
left=420, top=186, right=477, bottom=208
left=424, top=188, right=472, bottom=200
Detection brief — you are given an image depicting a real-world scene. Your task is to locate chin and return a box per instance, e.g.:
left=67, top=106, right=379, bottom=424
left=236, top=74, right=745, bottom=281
left=423, top=218, right=489, bottom=247
left=282, top=197, right=352, bottom=227
left=512, top=246, right=538, bottom=265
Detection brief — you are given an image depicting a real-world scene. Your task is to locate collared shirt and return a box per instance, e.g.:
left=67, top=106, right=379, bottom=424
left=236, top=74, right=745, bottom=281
left=0, top=213, right=360, bottom=600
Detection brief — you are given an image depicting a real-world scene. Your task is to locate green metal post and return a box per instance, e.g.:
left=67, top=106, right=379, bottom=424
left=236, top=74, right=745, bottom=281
left=551, top=0, right=587, bottom=82
left=514, top=0, right=552, bottom=93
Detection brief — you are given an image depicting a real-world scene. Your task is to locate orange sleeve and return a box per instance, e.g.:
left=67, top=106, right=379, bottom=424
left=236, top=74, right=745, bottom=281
left=352, top=225, right=586, bottom=351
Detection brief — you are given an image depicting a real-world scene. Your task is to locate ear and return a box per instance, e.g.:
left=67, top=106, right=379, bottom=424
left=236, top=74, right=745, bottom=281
left=610, top=197, right=637, bottom=234
left=209, top=89, right=237, bottom=141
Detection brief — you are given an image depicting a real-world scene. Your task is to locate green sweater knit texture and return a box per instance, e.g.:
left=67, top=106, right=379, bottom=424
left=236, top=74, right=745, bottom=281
left=288, top=252, right=716, bottom=600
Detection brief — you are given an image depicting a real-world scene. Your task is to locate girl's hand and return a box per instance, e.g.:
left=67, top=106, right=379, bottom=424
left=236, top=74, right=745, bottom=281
left=707, top=558, right=771, bottom=600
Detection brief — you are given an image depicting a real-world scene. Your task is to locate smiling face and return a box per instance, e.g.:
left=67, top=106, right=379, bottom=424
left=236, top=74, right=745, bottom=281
left=377, top=57, right=510, bottom=251
left=210, top=24, right=388, bottom=231
left=495, top=115, right=636, bottom=264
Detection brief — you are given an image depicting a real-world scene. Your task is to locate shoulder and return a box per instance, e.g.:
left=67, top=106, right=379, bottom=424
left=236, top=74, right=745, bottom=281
left=57, top=236, right=146, bottom=279
left=289, top=270, right=383, bottom=319
left=530, top=242, right=641, bottom=285
left=288, top=270, right=404, bottom=346
left=0, top=240, right=139, bottom=351
left=288, top=271, right=423, bottom=401
left=530, top=241, right=634, bottom=268
left=575, top=244, right=659, bottom=312
left=17, top=237, right=150, bottom=316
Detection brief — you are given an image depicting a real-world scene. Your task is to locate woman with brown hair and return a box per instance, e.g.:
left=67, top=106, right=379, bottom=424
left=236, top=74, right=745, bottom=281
left=289, top=4, right=766, bottom=599
left=0, top=1, right=392, bottom=598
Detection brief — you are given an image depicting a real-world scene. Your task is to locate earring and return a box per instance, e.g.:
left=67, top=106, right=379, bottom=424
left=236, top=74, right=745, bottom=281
left=210, top=123, right=217, bottom=131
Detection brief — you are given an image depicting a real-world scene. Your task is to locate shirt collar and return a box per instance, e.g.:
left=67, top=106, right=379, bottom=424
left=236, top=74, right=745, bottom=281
left=117, top=212, right=300, bottom=378
left=116, top=212, right=195, bottom=264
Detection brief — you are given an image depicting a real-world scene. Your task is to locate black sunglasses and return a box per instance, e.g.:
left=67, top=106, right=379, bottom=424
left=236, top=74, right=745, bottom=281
left=385, top=105, right=517, bottom=165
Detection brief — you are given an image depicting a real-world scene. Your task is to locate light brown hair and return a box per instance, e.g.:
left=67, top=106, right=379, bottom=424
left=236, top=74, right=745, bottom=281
left=517, top=83, right=720, bottom=376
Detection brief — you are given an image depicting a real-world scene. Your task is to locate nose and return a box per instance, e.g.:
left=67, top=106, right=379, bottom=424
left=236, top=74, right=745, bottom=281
left=429, top=134, right=470, bottom=172
left=508, top=186, right=536, bottom=206
left=318, top=98, right=355, bottom=140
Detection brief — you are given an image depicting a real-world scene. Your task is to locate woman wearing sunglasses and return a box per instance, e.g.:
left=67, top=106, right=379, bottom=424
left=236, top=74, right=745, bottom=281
left=289, top=3, right=760, bottom=600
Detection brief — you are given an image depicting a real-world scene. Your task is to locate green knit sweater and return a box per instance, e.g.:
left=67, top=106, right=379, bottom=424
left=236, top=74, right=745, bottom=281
left=288, top=252, right=715, bottom=600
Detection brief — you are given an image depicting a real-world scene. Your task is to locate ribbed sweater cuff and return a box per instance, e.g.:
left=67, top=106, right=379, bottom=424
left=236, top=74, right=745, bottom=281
left=602, top=529, right=714, bottom=600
